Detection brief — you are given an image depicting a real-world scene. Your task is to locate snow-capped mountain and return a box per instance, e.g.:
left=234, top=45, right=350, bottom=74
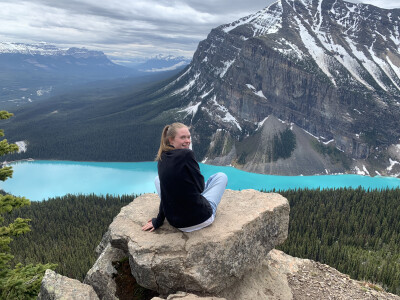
left=0, top=42, right=106, bottom=59
left=149, top=0, right=400, bottom=176
left=0, top=42, right=125, bottom=69
left=0, top=42, right=64, bottom=55
left=135, top=54, right=191, bottom=72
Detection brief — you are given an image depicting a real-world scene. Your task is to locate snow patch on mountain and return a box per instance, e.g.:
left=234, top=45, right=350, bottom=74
left=250, top=0, right=282, bottom=36
left=246, top=84, right=256, bottom=90
left=294, top=15, right=337, bottom=86
left=246, top=84, right=267, bottom=99
left=345, top=37, right=388, bottom=91
left=162, top=66, right=192, bottom=92
left=222, top=17, right=252, bottom=33
left=179, top=101, right=201, bottom=121
left=172, top=72, right=200, bottom=95
left=200, top=88, right=214, bottom=99
left=254, top=90, right=267, bottom=99
left=354, top=165, right=370, bottom=176
left=323, top=139, right=334, bottom=145
left=176, top=67, right=191, bottom=82
left=206, top=96, right=242, bottom=130
left=256, top=116, right=269, bottom=130
left=274, top=39, right=304, bottom=59
left=387, top=158, right=400, bottom=172
left=222, top=0, right=282, bottom=36
left=219, top=59, right=236, bottom=78
left=367, top=48, right=400, bottom=91
left=387, top=57, right=400, bottom=82
left=305, top=8, right=376, bottom=90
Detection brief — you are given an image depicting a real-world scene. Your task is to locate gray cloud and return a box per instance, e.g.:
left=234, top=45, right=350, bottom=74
left=0, top=0, right=398, bottom=65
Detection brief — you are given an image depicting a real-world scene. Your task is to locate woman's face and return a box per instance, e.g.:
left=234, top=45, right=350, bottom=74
left=169, top=127, right=191, bottom=149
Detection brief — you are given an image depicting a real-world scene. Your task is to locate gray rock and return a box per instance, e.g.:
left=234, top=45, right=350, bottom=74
left=152, top=291, right=226, bottom=299
left=245, top=117, right=347, bottom=175
left=218, top=249, right=400, bottom=300
left=106, top=189, right=289, bottom=294
left=95, top=230, right=112, bottom=256
left=38, top=269, right=99, bottom=300
left=84, top=243, right=126, bottom=300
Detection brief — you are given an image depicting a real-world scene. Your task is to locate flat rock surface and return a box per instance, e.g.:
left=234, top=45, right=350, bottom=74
left=106, top=189, right=289, bottom=294
left=38, top=269, right=99, bottom=300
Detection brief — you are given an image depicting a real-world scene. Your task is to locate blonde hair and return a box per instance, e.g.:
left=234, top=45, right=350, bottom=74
left=156, top=122, right=188, bottom=161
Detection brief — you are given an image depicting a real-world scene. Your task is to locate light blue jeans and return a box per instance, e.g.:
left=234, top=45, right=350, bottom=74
left=154, top=172, right=228, bottom=216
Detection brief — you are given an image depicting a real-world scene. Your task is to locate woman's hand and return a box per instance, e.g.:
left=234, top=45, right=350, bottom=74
left=142, top=219, right=155, bottom=232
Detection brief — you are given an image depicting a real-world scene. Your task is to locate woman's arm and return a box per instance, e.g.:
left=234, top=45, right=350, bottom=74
left=142, top=201, right=165, bottom=232
left=152, top=201, right=165, bottom=229
left=186, top=150, right=205, bottom=191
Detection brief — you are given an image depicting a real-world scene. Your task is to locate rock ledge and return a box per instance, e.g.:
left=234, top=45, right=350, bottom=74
left=102, top=189, right=289, bottom=294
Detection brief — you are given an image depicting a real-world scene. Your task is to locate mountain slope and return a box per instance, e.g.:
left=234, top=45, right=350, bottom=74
left=2, top=69, right=187, bottom=162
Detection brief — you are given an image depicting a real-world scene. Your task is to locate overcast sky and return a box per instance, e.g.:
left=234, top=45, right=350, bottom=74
left=0, top=0, right=399, bottom=65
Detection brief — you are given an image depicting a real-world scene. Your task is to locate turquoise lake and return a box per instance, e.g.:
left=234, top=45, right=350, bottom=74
left=1, top=160, right=400, bottom=201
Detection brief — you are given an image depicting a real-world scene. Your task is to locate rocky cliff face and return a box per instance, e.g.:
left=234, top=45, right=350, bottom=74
left=153, top=0, right=400, bottom=176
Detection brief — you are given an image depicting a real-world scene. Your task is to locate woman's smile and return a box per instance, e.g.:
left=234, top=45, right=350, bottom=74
left=169, top=127, right=191, bottom=149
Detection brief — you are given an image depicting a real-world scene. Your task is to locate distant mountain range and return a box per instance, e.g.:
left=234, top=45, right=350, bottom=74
left=0, top=42, right=190, bottom=110
left=3, top=0, right=400, bottom=177
left=133, top=54, right=192, bottom=72
left=0, top=42, right=106, bottom=57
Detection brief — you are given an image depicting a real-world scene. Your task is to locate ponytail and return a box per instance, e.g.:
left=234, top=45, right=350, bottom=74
left=155, top=122, right=187, bottom=161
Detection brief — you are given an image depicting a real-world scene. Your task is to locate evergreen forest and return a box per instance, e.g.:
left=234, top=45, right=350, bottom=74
left=3, top=188, right=400, bottom=296
left=277, top=187, right=400, bottom=295
left=4, top=194, right=134, bottom=280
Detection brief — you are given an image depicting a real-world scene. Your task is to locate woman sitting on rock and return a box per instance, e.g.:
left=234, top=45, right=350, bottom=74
left=142, top=122, right=228, bottom=233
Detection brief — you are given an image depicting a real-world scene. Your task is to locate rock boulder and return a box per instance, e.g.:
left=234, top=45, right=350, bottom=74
left=84, top=243, right=126, bottom=300
left=152, top=292, right=226, bottom=299
left=38, top=269, right=99, bottom=300
left=218, top=249, right=400, bottom=300
left=103, top=189, right=289, bottom=294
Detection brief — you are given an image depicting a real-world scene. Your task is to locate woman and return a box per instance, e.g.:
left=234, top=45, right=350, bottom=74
left=142, top=122, right=228, bottom=232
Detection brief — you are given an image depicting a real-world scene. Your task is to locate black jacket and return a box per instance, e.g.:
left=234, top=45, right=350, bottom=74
left=152, top=149, right=212, bottom=229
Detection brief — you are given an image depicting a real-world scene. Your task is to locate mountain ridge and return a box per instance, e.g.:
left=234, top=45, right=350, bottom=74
left=164, top=0, right=400, bottom=176
left=0, top=42, right=108, bottom=59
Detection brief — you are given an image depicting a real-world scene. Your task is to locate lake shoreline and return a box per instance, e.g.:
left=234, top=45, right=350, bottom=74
left=2, top=160, right=400, bottom=202
left=4, top=158, right=394, bottom=178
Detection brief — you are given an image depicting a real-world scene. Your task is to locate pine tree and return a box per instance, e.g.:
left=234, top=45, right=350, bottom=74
left=0, top=110, right=56, bottom=299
